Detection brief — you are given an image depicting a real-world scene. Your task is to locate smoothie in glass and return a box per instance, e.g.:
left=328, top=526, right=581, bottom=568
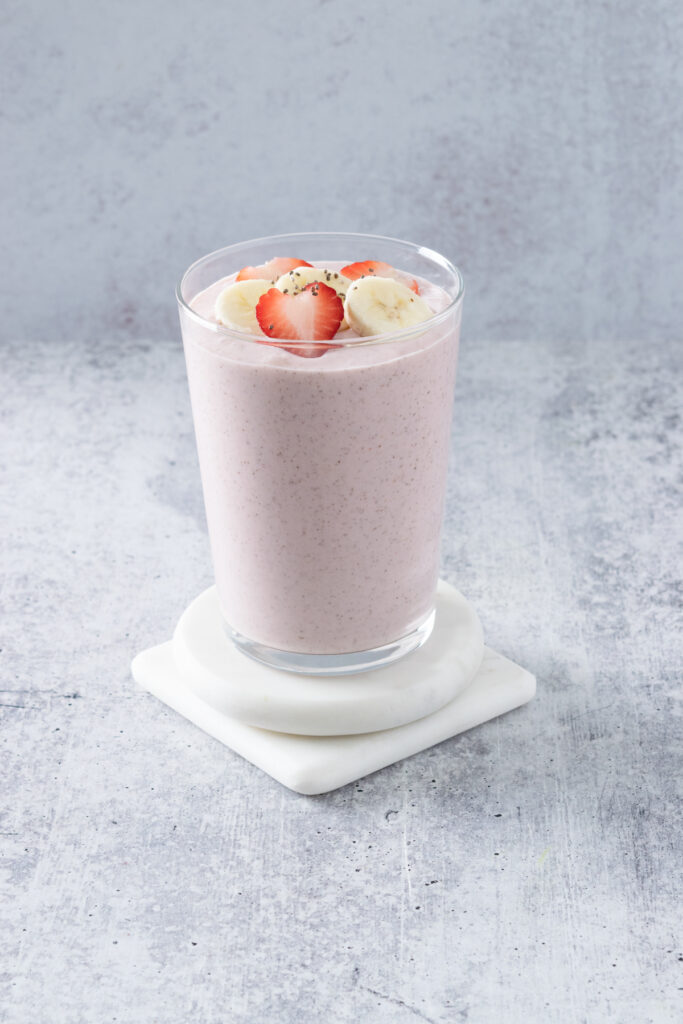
left=177, top=233, right=463, bottom=674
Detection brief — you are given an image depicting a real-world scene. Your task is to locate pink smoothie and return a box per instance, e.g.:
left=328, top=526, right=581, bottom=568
left=181, top=266, right=460, bottom=655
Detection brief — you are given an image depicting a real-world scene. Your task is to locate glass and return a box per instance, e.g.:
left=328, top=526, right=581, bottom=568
left=177, top=232, right=464, bottom=675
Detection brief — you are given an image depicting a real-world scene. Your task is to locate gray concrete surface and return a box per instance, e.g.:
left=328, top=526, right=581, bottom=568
left=2, top=333, right=681, bottom=1022
left=2, top=0, right=683, bottom=345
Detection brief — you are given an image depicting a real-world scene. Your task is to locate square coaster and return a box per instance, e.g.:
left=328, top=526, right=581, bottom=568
left=134, top=642, right=535, bottom=795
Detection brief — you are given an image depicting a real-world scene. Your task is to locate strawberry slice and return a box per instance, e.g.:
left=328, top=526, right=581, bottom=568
left=236, top=257, right=313, bottom=282
left=340, top=260, right=419, bottom=294
left=255, top=282, right=344, bottom=357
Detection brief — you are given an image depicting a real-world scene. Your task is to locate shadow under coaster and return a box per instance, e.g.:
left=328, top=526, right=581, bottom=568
left=132, top=580, right=535, bottom=795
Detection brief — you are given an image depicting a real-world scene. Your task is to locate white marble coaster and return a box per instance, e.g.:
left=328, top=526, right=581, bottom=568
left=171, top=580, right=484, bottom=735
left=132, top=583, right=535, bottom=795
left=134, top=644, right=534, bottom=794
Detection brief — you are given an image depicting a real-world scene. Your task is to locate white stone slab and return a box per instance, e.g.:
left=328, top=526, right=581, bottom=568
left=133, top=643, right=535, bottom=796
left=170, top=580, right=484, bottom=735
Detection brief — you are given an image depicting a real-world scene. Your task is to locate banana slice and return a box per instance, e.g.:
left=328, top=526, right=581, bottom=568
left=276, top=267, right=352, bottom=330
left=215, top=280, right=273, bottom=333
left=275, top=266, right=351, bottom=298
left=344, top=277, right=434, bottom=337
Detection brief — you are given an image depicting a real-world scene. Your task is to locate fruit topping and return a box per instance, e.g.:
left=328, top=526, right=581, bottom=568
left=215, top=280, right=273, bottom=332
left=255, top=281, right=344, bottom=357
left=340, top=260, right=419, bottom=294
left=344, top=277, right=433, bottom=337
left=275, top=266, right=351, bottom=300
left=275, top=266, right=353, bottom=331
left=236, top=257, right=313, bottom=282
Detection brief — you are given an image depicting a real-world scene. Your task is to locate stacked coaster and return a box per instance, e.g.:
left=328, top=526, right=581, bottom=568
left=132, top=581, right=535, bottom=794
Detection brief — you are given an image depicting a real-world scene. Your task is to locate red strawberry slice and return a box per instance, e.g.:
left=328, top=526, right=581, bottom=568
left=341, top=259, right=420, bottom=294
left=236, top=257, right=313, bottom=282
left=255, top=282, right=344, bottom=358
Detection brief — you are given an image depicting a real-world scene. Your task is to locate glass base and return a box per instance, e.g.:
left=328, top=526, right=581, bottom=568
left=227, top=608, right=436, bottom=677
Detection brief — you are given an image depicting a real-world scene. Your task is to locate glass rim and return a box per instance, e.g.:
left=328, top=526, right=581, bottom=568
left=176, top=231, right=465, bottom=348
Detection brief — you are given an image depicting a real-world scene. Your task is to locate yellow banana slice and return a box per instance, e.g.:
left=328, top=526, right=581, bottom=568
left=215, top=280, right=273, bottom=333
left=344, top=277, right=433, bottom=337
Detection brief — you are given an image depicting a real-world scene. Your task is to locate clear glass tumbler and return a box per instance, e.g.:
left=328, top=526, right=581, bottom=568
left=177, top=232, right=464, bottom=674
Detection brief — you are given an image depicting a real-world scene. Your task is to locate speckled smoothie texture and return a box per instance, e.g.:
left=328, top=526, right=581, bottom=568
left=182, top=269, right=461, bottom=654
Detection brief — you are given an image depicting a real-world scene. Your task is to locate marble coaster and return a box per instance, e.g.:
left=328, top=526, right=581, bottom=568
left=170, top=581, right=485, bottom=735
left=132, top=583, right=535, bottom=795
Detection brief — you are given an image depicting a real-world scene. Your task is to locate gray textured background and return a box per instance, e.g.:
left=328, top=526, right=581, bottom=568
left=2, top=0, right=683, bottom=343
left=2, top=3, right=682, bottom=1023
left=2, top=335, right=681, bottom=1022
